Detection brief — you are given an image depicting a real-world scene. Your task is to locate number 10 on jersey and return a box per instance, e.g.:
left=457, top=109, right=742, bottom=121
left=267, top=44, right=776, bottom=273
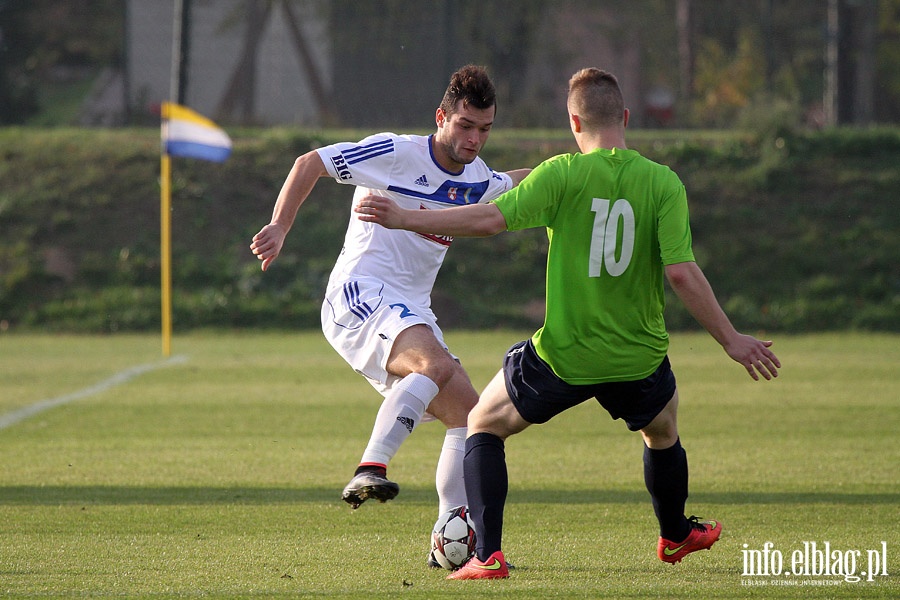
left=589, top=198, right=635, bottom=278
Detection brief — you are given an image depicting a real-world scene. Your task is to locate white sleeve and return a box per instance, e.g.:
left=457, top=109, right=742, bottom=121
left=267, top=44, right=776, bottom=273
left=479, top=170, right=515, bottom=203
left=316, top=133, right=397, bottom=190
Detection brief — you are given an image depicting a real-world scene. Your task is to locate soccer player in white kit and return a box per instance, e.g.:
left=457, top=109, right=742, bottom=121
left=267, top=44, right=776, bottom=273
left=250, top=66, right=530, bottom=544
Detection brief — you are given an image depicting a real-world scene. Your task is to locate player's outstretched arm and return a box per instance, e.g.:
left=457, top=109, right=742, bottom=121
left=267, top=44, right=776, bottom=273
left=665, top=261, right=781, bottom=381
left=250, top=151, right=328, bottom=271
left=355, top=195, right=507, bottom=238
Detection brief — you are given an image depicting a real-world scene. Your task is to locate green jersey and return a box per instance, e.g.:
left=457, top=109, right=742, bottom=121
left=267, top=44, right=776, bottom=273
left=493, top=147, right=695, bottom=384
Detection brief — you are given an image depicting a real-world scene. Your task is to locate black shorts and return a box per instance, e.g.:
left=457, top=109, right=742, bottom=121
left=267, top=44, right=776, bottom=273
left=502, top=339, right=677, bottom=431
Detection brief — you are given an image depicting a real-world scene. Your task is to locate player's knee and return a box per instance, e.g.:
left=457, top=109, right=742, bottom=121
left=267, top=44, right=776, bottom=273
left=467, top=395, right=523, bottom=439
left=466, top=409, right=490, bottom=432
left=640, top=417, right=678, bottom=449
left=429, top=394, right=473, bottom=428
left=422, top=354, right=468, bottom=390
left=392, top=347, right=449, bottom=386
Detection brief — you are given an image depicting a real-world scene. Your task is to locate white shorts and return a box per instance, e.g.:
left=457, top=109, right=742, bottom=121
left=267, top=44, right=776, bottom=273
left=321, top=277, right=450, bottom=396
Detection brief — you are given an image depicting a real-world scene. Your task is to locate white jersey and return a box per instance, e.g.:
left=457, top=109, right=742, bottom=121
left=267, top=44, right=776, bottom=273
left=317, top=133, right=514, bottom=309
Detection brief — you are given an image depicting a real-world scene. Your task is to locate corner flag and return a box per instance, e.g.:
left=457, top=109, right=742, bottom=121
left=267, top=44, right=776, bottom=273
left=161, top=102, right=232, bottom=162
left=159, top=103, right=231, bottom=356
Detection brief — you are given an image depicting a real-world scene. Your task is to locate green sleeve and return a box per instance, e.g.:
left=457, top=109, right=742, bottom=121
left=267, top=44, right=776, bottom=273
left=493, top=155, right=570, bottom=231
left=657, top=180, right=695, bottom=265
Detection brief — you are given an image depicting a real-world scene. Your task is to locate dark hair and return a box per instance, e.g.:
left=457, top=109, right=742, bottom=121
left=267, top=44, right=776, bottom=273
left=440, top=65, right=496, bottom=116
left=568, top=68, right=625, bottom=129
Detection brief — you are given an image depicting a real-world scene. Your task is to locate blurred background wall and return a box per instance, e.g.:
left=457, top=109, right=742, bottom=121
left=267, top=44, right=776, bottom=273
left=2, top=0, right=897, bottom=130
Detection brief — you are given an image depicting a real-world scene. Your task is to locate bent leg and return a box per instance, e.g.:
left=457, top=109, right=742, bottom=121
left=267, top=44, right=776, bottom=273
left=424, top=367, right=480, bottom=513
left=359, top=324, right=459, bottom=468
left=640, top=391, right=690, bottom=541
left=386, top=326, right=481, bottom=513
left=426, top=368, right=480, bottom=513
left=467, top=370, right=531, bottom=439
left=355, top=324, right=479, bottom=513
left=425, top=357, right=481, bottom=512
left=358, top=372, right=438, bottom=467
left=640, top=389, right=679, bottom=450
left=464, top=370, right=531, bottom=560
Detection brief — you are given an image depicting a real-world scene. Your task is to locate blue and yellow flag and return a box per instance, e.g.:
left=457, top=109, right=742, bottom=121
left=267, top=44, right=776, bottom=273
left=161, top=102, right=232, bottom=162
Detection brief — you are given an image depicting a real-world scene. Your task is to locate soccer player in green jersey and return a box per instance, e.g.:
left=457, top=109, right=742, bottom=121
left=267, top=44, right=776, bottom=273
left=355, top=67, right=781, bottom=579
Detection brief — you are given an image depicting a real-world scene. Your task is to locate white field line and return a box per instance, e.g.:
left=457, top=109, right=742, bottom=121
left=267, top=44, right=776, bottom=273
left=0, top=355, right=189, bottom=431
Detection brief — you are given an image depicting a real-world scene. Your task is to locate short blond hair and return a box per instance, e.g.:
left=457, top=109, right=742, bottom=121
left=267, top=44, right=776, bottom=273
left=567, top=68, right=625, bottom=130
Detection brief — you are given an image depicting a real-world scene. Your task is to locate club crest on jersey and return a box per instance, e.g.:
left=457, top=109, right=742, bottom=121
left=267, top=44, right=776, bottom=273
left=447, top=186, right=473, bottom=204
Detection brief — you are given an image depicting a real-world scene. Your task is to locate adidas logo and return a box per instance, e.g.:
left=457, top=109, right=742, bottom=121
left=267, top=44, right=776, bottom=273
left=397, top=416, right=415, bottom=433
left=414, top=174, right=428, bottom=186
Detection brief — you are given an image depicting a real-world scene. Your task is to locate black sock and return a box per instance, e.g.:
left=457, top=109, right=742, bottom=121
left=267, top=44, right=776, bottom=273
left=464, top=432, right=507, bottom=561
left=643, top=438, right=690, bottom=542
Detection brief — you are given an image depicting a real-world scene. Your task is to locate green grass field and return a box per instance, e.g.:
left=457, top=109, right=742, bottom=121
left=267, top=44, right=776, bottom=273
left=0, top=331, right=897, bottom=598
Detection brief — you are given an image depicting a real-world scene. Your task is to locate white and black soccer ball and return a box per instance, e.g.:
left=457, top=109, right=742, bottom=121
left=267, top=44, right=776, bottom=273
left=430, top=505, right=477, bottom=570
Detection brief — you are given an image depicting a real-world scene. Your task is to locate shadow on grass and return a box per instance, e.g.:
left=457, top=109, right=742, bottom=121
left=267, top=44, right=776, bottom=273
left=0, top=486, right=895, bottom=506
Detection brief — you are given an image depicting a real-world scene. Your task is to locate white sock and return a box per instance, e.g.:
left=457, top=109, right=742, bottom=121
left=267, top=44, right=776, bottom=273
left=436, top=427, right=467, bottom=514
left=359, top=373, right=439, bottom=467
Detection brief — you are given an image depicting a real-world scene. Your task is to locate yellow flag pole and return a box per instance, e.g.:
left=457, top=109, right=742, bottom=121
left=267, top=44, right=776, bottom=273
left=160, top=152, right=173, bottom=357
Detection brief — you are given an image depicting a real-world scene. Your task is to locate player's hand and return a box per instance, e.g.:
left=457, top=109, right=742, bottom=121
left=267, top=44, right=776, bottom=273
left=355, top=195, right=404, bottom=229
left=723, top=335, right=781, bottom=381
left=250, top=223, right=287, bottom=272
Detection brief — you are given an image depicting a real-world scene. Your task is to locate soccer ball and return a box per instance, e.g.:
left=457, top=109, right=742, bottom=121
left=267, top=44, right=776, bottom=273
left=430, top=505, right=476, bottom=570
